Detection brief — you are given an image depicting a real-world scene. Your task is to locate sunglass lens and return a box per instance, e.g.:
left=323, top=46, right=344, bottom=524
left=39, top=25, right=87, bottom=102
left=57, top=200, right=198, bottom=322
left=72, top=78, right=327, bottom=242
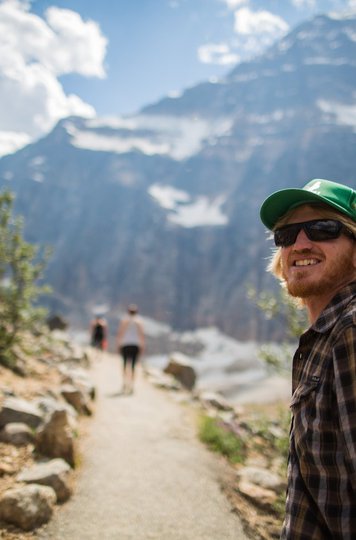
left=307, top=220, right=342, bottom=241
left=274, top=225, right=299, bottom=247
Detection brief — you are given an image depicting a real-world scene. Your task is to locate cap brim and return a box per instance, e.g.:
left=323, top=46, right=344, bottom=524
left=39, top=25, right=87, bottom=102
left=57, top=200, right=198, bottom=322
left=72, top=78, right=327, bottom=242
left=260, top=188, right=348, bottom=230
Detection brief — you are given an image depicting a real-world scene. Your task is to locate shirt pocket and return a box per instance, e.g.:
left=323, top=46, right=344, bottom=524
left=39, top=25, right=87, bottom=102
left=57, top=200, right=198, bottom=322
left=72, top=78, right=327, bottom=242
left=290, top=380, right=319, bottom=409
left=290, top=380, right=320, bottom=456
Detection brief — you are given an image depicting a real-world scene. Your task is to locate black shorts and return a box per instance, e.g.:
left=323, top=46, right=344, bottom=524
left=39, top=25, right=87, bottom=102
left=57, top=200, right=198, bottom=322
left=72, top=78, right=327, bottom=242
left=120, top=345, right=140, bottom=369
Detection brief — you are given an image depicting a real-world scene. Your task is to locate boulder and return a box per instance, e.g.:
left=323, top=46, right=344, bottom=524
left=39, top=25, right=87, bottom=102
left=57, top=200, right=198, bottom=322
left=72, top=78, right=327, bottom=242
left=60, top=366, right=96, bottom=400
left=46, top=314, right=68, bottom=331
left=0, top=422, right=35, bottom=446
left=17, top=458, right=72, bottom=503
left=236, top=465, right=286, bottom=510
left=35, top=396, right=78, bottom=429
left=0, top=484, right=56, bottom=531
left=237, top=480, right=278, bottom=511
left=164, top=352, right=196, bottom=390
left=236, top=466, right=286, bottom=493
left=36, top=408, right=76, bottom=467
left=0, top=397, right=43, bottom=429
left=60, top=385, right=92, bottom=416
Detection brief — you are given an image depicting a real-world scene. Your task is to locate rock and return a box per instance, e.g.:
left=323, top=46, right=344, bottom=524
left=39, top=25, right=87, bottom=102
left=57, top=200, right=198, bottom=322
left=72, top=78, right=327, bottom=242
left=268, top=425, right=286, bottom=439
left=0, top=397, right=43, bottom=429
left=146, top=369, right=182, bottom=391
left=199, top=391, right=234, bottom=411
left=35, top=396, right=78, bottom=429
left=237, top=466, right=286, bottom=493
left=60, top=366, right=96, bottom=400
left=0, top=462, right=16, bottom=476
left=46, top=314, right=68, bottom=331
left=36, top=408, right=76, bottom=467
left=17, top=458, right=72, bottom=503
left=163, top=352, right=196, bottom=390
left=237, top=480, right=278, bottom=511
left=60, top=384, right=92, bottom=416
left=67, top=345, right=89, bottom=367
left=0, top=484, right=56, bottom=530
left=12, top=359, right=29, bottom=377
left=0, top=422, right=35, bottom=446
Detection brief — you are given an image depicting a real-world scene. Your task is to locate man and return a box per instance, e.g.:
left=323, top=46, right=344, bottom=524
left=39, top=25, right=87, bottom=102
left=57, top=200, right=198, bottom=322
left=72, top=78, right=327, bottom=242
left=260, top=178, right=356, bottom=539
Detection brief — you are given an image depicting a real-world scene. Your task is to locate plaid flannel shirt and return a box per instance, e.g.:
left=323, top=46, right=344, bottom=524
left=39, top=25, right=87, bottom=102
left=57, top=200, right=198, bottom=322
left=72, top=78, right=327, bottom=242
left=281, top=282, right=356, bottom=540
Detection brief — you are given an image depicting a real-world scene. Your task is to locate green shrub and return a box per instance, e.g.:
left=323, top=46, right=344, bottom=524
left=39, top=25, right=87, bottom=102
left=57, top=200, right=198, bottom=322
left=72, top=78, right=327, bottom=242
left=198, top=415, right=246, bottom=464
left=0, top=190, right=51, bottom=368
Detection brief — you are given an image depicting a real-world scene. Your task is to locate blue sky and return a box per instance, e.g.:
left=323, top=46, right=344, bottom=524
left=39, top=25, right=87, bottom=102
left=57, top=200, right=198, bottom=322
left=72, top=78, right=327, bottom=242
left=0, top=0, right=354, bottom=156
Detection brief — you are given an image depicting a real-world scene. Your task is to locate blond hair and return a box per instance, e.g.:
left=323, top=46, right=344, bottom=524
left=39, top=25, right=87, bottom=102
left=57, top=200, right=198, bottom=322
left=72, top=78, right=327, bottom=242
left=268, top=203, right=356, bottom=281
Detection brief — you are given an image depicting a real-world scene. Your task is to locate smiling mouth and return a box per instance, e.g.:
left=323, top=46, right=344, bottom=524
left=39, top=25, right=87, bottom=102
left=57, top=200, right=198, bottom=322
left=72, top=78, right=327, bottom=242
left=293, top=259, right=320, bottom=267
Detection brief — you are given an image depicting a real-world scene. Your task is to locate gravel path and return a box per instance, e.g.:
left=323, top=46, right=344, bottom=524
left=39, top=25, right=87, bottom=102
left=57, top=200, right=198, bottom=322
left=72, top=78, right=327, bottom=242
left=38, top=353, right=247, bottom=539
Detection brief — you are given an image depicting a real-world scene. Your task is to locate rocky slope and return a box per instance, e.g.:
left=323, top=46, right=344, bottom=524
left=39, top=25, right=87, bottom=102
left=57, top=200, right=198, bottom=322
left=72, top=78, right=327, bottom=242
left=0, top=333, right=290, bottom=540
left=0, top=330, right=94, bottom=538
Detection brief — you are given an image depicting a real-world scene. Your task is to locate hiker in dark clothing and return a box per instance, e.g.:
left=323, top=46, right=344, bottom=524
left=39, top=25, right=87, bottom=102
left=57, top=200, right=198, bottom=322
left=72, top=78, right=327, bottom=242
left=90, top=316, right=108, bottom=350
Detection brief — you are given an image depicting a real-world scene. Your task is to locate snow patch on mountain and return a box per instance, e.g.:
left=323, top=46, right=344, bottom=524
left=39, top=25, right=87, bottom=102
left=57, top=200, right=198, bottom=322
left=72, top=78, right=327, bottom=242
left=317, top=99, right=356, bottom=127
left=148, top=185, right=190, bottom=210
left=65, top=115, right=232, bottom=160
left=148, top=183, right=228, bottom=227
left=169, top=195, right=228, bottom=227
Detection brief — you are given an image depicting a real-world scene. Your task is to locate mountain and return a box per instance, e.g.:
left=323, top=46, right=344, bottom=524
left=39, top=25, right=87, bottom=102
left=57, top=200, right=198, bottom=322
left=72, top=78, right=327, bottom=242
left=1, top=13, right=356, bottom=341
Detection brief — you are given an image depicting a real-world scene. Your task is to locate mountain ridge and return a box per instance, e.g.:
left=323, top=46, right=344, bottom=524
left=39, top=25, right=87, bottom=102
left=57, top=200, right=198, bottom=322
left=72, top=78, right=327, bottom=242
left=1, top=13, right=355, bottom=340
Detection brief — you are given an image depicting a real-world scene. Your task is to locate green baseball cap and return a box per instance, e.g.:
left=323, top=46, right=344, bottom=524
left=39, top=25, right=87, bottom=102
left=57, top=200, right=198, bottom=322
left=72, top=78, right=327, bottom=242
left=260, top=178, right=356, bottom=230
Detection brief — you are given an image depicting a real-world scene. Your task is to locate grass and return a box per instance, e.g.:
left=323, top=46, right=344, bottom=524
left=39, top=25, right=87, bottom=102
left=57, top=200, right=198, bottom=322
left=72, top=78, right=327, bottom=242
left=198, top=414, right=246, bottom=464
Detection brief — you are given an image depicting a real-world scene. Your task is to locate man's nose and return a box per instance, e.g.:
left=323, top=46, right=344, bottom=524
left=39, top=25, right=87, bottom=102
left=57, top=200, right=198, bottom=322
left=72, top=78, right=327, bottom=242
left=293, top=228, right=313, bottom=249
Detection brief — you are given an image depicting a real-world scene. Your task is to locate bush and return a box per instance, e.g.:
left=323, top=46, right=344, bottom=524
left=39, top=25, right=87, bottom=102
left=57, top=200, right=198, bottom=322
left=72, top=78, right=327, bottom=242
left=0, top=190, right=51, bottom=368
left=248, top=286, right=308, bottom=373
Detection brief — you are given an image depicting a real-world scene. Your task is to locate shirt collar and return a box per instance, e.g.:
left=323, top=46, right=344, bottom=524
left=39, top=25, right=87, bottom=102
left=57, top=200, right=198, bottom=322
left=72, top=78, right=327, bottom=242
left=311, top=281, right=356, bottom=334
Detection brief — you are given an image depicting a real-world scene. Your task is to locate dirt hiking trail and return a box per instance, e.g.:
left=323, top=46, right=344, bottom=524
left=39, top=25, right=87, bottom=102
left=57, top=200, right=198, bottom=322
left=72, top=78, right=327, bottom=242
left=38, top=352, right=247, bottom=539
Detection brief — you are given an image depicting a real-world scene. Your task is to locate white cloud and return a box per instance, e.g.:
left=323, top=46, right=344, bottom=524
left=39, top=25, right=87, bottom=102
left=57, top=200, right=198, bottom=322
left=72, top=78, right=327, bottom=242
left=346, top=0, right=356, bottom=9
left=229, top=7, right=289, bottom=58
left=198, top=5, right=288, bottom=66
left=0, top=0, right=107, bottom=157
left=198, top=43, right=241, bottom=65
left=0, top=131, right=31, bottom=157
left=223, top=0, right=249, bottom=8
left=44, top=7, right=107, bottom=77
left=291, top=0, right=316, bottom=8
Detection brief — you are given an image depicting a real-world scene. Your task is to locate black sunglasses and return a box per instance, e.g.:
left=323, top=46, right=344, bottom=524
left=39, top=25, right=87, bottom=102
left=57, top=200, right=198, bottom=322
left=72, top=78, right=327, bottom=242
left=274, top=219, right=355, bottom=247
